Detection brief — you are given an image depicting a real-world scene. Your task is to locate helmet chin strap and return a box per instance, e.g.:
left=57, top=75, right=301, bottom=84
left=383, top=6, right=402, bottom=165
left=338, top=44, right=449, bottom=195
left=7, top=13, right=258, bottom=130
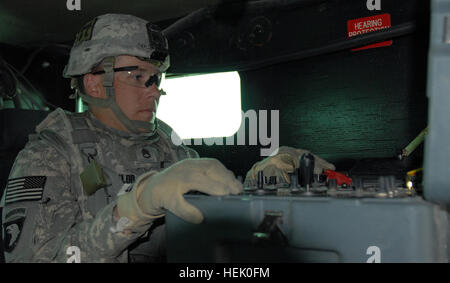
left=77, top=56, right=158, bottom=135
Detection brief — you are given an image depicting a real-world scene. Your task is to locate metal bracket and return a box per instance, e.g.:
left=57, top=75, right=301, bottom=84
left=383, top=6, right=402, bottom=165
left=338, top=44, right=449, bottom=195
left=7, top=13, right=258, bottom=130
left=252, top=211, right=288, bottom=246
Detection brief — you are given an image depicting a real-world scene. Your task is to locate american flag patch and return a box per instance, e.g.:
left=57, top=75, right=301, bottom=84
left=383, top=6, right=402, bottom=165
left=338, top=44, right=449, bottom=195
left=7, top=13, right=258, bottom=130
left=5, top=176, right=46, bottom=205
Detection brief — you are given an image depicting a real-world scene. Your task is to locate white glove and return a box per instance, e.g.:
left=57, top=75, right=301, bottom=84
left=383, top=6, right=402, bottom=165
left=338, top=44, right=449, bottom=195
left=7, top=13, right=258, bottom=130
left=244, top=146, right=335, bottom=186
left=117, top=158, right=243, bottom=228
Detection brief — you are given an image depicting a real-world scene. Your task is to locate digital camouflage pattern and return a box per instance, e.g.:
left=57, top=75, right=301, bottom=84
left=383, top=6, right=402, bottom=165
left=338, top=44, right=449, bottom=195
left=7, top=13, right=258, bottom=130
left=1, top=108, right=197, bottom=262
left=63, top=13, right=170, bottom=77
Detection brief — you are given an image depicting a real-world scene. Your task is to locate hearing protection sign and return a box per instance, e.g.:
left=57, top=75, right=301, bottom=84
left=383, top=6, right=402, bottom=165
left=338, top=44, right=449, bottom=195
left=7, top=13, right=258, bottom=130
left=347, top=13, right=392, bottom=51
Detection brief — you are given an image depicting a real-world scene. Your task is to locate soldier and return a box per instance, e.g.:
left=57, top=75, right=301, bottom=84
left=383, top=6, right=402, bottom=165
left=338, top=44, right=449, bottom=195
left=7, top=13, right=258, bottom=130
left=1, top=13, right=334, bottom=263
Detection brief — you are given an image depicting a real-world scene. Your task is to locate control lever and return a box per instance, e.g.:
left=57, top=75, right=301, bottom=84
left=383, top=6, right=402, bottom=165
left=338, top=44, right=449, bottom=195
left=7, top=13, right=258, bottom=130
left=255, top=170, right=266, bottom=194
left=290, top=171, right=300, bottom=191
left=300, top=153, right=314, bottom=194
left=257, top=171, right=264, bottom=189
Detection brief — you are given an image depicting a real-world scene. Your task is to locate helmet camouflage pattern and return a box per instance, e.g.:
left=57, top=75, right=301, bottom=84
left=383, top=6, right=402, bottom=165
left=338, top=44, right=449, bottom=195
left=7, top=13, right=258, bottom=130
left=63, top=13, right=170, bottom=77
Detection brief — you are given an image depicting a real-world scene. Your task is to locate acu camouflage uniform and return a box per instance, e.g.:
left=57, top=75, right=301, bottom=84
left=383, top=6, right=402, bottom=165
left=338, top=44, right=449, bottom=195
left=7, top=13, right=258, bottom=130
left=1, top=108, right=198, bottom=262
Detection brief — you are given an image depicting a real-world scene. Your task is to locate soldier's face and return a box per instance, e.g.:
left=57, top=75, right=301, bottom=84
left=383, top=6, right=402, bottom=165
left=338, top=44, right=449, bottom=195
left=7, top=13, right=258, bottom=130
left=112, top=55, right=162, bottom=123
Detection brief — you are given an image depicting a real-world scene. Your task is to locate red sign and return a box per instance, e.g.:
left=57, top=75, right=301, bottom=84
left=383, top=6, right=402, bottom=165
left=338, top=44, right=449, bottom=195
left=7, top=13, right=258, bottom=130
left=347, top=13, right=392, bottom=51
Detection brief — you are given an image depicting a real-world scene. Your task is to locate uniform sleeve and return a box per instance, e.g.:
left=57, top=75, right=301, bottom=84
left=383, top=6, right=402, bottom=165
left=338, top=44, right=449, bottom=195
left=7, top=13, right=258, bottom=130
left=1, top=140, right=151, bottom=263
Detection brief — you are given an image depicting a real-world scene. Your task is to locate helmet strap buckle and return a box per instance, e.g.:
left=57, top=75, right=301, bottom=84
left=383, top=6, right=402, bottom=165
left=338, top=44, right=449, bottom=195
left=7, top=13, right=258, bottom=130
left=102, top=56, right=115, bottom=89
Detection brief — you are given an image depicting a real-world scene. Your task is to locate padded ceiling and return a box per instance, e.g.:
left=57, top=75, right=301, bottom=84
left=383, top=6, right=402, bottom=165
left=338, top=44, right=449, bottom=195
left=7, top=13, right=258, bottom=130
left=0, top=0, right=222, bottom=46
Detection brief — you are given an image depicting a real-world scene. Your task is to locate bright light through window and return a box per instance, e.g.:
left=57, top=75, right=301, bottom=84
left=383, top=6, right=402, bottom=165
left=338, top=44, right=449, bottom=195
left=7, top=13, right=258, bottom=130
left=157, top=71, right=242, bottom=139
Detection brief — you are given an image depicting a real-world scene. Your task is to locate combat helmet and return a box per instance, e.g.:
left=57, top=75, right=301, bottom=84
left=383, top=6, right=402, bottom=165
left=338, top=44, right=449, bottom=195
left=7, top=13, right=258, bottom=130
left=63, top=13, right=170, bottom=134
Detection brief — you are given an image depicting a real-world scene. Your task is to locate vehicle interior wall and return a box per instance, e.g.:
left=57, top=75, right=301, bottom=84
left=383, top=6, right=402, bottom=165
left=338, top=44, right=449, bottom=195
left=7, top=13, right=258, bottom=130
left=163, top=0, right=430, bottom=178
left=191, top=31, right=429, bottom=179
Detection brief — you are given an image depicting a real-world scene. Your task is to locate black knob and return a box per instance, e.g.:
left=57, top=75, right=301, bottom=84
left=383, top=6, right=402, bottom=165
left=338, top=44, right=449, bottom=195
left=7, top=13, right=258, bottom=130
left=328, top=178, right=337, bottom=190
left=290, top=173, right=299, bottom=189
left=378, top=176, right=386, bottom=192
left=386, top=175, right=396, bottom=191
left=299, top=153, right=315, bottom=187
left=378, top=176, right=395, bottom=192
left=354, top=177, right=363, bottom=190
left=269, top=176, right=277, bottom=185
left=318, top=174, right=327, bottom=183
left=257, top=171, right=264, bottom=190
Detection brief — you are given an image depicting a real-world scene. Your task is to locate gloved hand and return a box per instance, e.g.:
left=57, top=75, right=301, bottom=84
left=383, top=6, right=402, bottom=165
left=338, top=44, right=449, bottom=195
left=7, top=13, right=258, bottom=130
left=117, top=158, right=243, bottom=228
left=244, top=146, right=335, bottom=186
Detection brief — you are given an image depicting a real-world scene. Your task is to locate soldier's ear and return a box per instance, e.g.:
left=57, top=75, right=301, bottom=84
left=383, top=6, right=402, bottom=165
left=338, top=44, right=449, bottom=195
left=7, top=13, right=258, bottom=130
left=84, top=74, right=105, bottom=98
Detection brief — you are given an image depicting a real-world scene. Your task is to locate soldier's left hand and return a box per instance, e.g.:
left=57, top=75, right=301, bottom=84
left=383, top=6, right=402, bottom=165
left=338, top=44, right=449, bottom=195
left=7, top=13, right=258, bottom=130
left=244, top=146, right=335, bottom=186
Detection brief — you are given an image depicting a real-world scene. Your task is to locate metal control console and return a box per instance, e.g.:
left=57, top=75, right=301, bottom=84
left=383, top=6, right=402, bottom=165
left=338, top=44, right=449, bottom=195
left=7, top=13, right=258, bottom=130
left=166, top=192, right=448, bottom=263
left=166, top=164, right=448, bottom=263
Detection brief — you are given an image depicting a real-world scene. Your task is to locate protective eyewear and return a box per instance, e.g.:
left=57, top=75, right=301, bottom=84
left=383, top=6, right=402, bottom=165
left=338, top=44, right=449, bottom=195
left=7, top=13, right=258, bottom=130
left=92, top=66, right=163, bottom=89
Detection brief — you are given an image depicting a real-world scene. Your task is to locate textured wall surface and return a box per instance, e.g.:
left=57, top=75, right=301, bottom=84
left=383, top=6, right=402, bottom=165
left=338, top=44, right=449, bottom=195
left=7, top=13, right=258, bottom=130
left=192, top=34, right=428, bottom=177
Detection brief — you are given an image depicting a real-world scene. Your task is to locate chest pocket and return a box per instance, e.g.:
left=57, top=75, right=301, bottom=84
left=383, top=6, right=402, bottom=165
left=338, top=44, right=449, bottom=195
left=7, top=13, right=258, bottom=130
left=136, top=146, right=159, bottom=163
left=133, top=145, right=174, bottom=170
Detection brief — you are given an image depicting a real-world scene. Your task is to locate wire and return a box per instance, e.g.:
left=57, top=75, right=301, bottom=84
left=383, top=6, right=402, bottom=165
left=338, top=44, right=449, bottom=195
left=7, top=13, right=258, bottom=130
left=3, top=59, right=58, bottom=110
left=3, top=61, right=44, bottom=109
left=20, top=46, right=45, bottom=74
left=20, top=44, right=71, bottom=75
left=18, top=85, right=43, bottom=110
left=0, top=44, right=70, bottom=110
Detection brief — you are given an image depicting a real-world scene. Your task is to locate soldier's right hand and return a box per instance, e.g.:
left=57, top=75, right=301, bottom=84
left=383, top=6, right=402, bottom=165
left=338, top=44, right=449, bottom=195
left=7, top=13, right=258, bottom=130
left=116, top=158, right=243, bottom=227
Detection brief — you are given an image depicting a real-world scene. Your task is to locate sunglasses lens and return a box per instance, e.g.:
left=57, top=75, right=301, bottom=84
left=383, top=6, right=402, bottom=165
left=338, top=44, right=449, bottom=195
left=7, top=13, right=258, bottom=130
left=145, top=74, right=161, bottom=88
left=112, top=65, right=163, bottom=89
